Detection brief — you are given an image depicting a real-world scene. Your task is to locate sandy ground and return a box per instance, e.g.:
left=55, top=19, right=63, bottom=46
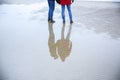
left=0, top=1, right=120, bottom=80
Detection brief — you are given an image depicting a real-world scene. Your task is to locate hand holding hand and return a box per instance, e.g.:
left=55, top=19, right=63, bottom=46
left=72, top=0, right=74, bottom=3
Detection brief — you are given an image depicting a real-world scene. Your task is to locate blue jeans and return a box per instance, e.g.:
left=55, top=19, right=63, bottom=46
left=48, top=0, right=55, bottom=20
left=61, top=5, right=73, bottom=21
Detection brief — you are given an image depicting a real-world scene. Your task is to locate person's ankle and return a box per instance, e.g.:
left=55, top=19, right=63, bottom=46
left=70, top=20, right=73, bottom=24
left=48, top=18, right=51, bottom=22
left=63, top=20, right=65, bottom=23
left=49, top=20, right=55, bottom=23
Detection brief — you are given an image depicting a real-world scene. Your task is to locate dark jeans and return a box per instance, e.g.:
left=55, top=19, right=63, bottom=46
left=48, top=0, right=55, bottom=20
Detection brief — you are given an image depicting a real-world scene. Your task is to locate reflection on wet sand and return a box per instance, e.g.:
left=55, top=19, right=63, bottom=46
left=56, top=24, right=72, bottom=62
left=48, top=23, right=58, bottom=59
left=48, top=23, right=72, bottom=62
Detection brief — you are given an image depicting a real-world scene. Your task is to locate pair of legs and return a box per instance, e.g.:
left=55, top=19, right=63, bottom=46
left=48, top=0, right=55, bottom=22
left=61, top=5, right=73, bottom=23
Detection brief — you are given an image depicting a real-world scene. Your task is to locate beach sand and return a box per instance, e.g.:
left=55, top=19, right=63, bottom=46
left=0, top=1, right=120, bottom=80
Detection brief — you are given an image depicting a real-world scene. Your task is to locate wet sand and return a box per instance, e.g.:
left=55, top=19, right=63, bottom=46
left=0, top=1, right=120, bottom=80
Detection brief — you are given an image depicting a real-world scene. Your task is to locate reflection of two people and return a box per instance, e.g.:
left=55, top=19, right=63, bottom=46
left=48, top=23, right=72, bottom=62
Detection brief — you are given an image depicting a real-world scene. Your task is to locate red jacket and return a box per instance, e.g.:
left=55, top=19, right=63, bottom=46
left=60, top=0, right=71, bottom=5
